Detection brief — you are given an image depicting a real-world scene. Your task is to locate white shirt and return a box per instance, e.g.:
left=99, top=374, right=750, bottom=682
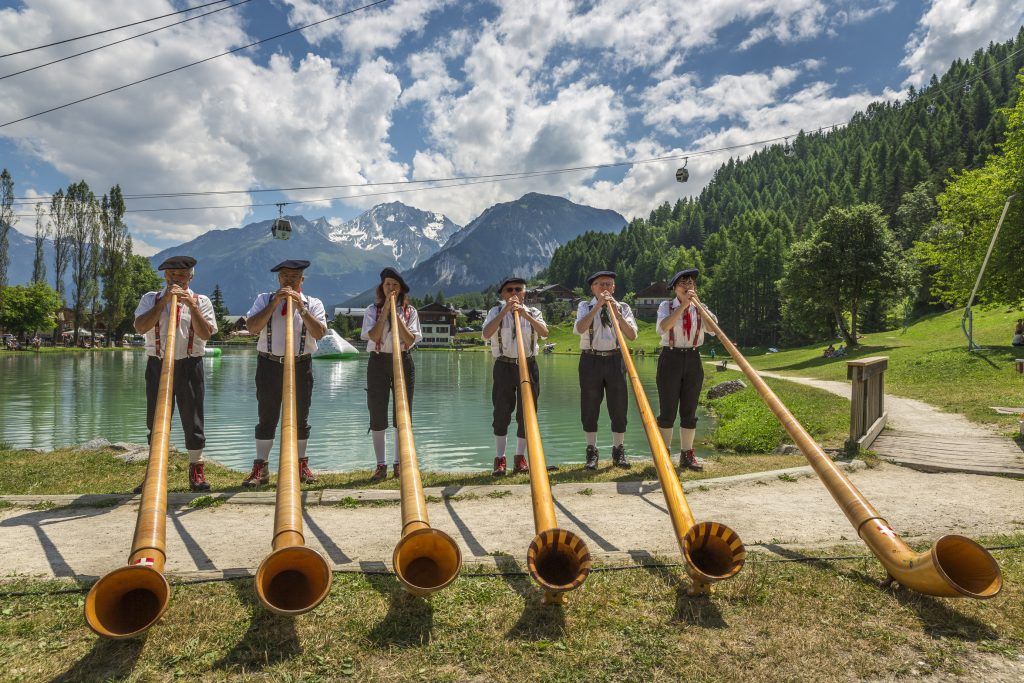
left=359, top=302, right=423, bottom=353
left=247, top=292, right=327, bottom=355
left=483, top=304, right=546, bottom=358
left=657, top=299, right=717, bottom=349
left=134, top=289, right=217, bottom=359
left=575, top=298, right=638, bottom=351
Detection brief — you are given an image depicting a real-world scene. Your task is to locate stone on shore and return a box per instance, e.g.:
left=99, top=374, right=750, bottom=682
left=707, top=379, right=746, bottom=400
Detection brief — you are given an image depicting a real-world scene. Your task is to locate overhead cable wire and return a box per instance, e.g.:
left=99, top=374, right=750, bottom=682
left=0, top=0, right=392, bottom=129
left=0, top=0, right=237, bottom=59
left=0, top=0, right=255, bottom=82
left=8, top=123, right=846, bottom=211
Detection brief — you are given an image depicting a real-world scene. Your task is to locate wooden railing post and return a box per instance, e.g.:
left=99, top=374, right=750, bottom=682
left=846, top=356, right=889, bottom=452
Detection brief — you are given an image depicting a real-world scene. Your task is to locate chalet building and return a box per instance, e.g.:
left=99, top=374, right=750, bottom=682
left=418, top=302, right=457, bottom=347
left=333, top=306, right=369, bottom=328
left=635, top=281, right=670, bottom=320
left=224, top=315, right=249, bottom=335
left=462, top=308, right=488, bottom=323
left=525, top=283, right=575, bottom=305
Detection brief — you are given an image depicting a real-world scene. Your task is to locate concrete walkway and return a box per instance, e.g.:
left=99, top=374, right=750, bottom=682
left=723, top=364, right=1024, bottom=478
left=1, top=461, right=1020, bottom=581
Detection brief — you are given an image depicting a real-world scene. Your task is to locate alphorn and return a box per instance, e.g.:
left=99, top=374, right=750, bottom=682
left=85, top=295, right=178, bottom=638
left=388, top=295, right=463, bottom=594
left=513, top=309, right=591, bottom=605
left=605, top=304, right=745, bottom=595
left=691, top=294, right=1002, bottom=599
left=255, top=296, right=333, bottom=614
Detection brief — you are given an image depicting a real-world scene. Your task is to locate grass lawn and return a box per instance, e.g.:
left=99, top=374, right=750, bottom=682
left=704, top=369, right=850, bottom=453
left=0, top=536, right=1020, bottom=682
left=740, top=307, right=1024, bottom=429
left=0, top=446, right=809, bottom=496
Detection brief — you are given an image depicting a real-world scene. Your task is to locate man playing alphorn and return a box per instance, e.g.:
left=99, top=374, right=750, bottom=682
left=656, top=268, right=717, bottom=472
left=242, top=260, right=328, bottom=487
left=482, top=277, right=549, bottom=476
left=132, top=256, right=218, bottom=492
left=574, top=271, right=638, bottom=470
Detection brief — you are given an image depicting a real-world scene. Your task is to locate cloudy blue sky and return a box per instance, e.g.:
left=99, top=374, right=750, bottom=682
left=1, top=0, right=1023, bottom=254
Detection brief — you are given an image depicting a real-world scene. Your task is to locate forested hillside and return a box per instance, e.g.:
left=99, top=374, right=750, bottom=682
left=547, top=29, right=1024, bottom=346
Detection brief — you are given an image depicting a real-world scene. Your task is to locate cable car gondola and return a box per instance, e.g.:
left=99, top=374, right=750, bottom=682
left=272, top=203, right=292, bottom=240
left=675, top=157, right=689, bottom=183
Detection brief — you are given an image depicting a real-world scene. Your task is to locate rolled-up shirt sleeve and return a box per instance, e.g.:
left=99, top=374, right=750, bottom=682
left=309, top=298, right=327, bottom=327
left=246, top=293, right=269, bottom=319
left=198, top=295, right=218, bottom=334
left=620, top=303, right=638, bottom=336
left=702, top=304, right=718, bottom=336
left=406, top=308, right=423, bottom=346
left=360, top=304, right=378, bottom=342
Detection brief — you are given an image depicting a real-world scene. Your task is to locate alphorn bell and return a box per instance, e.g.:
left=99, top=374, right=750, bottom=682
left=255, top=296, right=333, bottom=614
left=512, top=309, right=591, bottom=605
left=85, top=295, right=178, bottom=638
left=605, top=303, right=745, bottom=595
left=388, top=295, right=462, bottom=594
left=690, top=294, right=1002, bottom=599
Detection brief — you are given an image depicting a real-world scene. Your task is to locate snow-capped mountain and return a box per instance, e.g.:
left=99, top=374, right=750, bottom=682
left=327, top=201, right=461, bottom=269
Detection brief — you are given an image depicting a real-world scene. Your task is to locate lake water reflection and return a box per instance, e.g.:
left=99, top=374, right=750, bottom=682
left=0, top=350, right=716, bottom=472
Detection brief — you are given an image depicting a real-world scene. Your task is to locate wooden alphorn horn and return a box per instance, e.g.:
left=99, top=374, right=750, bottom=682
left=388, top=295, right=462, bottom=595
left=513, top=309, right=591, bottom=605
left=255, top=296, right=333, bottom=614
left=690, top=294, right=1001, bottom=599
left=605, top=303, right=745, bottom=595
left=85, top=295, right=178, bottom=638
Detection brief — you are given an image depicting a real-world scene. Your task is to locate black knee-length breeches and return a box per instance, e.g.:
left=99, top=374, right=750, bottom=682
left=578, top=353, right=628, bottom=433
left=492, top=358, right=539, bottom=438
left=146, top=355, right=206, bottom=450
left=366, top=351, right=414, bottom=431
left=656, top=348, right=703, bottom=429
left=254, top=354, right=314, bottom=440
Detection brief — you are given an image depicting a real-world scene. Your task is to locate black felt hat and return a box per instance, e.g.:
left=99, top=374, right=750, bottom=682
left=586, top=270, right=616, bottom=286
left=379, top=267, right=410, bottom=293
left=669, top=268, right=699, bottom=288
left=497, top=276, right=527, bottom=292
left=157, top=255, right=197, bottom=270
left=271, top=259, right=311, bottom=272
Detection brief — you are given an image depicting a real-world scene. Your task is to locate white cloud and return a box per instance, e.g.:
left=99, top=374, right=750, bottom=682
left=280, top=0, right=450, bottom=57
left=901, top=0, right=1024, bottom=87
left=0, top=1, right=407, bottom=248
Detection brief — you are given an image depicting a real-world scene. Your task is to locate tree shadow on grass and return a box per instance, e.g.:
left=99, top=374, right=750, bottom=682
left=763, top=544, right=997, bottom=641
left=627, top=550, right=727, bottom=629
left=51, top=636, right=145, bottom=682
left=365, top=571, right=434, bottom=648
left=214, top=578, right=301, bottom=673
left=493, top=555, right=566, bottom=642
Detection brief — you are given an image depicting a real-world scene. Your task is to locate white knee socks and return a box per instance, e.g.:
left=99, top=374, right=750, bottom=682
left=516, top=437, right=527, bottom=456
left=255, top=439, right=273, bottom=462
left=297, top=439, right=308, bottom=460
left=495, top=434, right=507, bottom=459
left=612, top=432, right=624, bottom=448
left=659, top=427, right=673, bottom=451
left=187, top=449, right=204, bottom=464
left=585, top=432, right=598, bottom=447
left=372, top=430, right=386, bottom=466
left=679, top=427, right=696, bottom=452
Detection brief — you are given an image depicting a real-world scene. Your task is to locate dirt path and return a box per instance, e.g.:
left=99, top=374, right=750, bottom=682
left=1, top=463, right=1020, bottom=580
left=718, top=364, right=1024, bottom=476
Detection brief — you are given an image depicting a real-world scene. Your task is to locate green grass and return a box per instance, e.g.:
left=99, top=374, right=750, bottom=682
left=743, top=307, right=1024, bottom=428
left=0, top=447, right=808, bottom=496
left=0, top=537, right=1020, bottom=682
left=704, top=370, right=851, bottom=452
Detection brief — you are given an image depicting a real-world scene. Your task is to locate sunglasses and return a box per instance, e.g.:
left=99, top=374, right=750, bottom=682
left=504, top=287, right=524, bottom=293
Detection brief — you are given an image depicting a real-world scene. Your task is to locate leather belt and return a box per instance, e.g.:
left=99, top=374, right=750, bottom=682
left=259, top=351, right=312, bottom=363
left=582, top=349, right=619, bottom=356
left=662, top=346, right=700, bottom=353
left=495, top=355, right=535, bottom=364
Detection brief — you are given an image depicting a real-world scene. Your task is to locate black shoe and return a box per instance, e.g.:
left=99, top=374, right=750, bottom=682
left=611, top=445, right=630, bottom=469
left=584, top=445, right=599, bottom=470
left=132, top=480, right=144, bottom=495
